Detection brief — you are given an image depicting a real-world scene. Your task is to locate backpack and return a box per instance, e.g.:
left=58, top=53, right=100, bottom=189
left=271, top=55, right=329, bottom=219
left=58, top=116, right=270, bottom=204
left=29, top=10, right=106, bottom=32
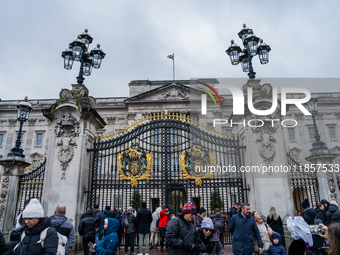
left=13, top=227, right=68, bottom=255
left=122, top=213, right=130, bottom=229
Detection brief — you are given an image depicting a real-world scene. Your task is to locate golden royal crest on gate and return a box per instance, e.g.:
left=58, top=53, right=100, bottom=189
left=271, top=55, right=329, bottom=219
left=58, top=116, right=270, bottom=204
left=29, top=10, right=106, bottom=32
left=180, top=144, right=215, bottom=186
left=118, top=143, right=153, bottom=187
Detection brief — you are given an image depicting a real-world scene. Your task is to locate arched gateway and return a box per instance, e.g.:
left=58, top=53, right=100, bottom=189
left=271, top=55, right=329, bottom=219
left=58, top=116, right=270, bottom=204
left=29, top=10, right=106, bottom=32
left=88, top=111, right=247, bottom=217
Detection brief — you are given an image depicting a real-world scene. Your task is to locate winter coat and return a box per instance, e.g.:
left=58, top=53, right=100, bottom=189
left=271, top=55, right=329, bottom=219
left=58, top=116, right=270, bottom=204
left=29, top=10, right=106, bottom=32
left=166, top=216, right=205, bottom=255
left=267, top=215, right=285, bottom=247
left=13, top=217, right=58, bottom=255
left=159, top=209, right=170, bottom=229
left=50, top=214, right=75, bottom=255
left=267, top=232, right=287, bottom=255
left=78, top=210, right=96, bottom=240
left=93, top=209, right=102, bottom=229
left=228, top=211, right=263, bottom=255
left=6, top=226, right=24, bottom=252
left=229, top=206, right=238, bottom=219
left=302, top=207, right=316, bottom=225
left=0, top=230, right=10, bottom=255
left=108, top=210, right=124, bottom=235
left=136, top=206, right=152, bottom=234
left=196, top=228, right=224, bottom=255
left=315, top=208, right=327, bottom=224
left=125, top=212, right=137, bottom=234
left=302, top=208, right=323, bottom=249
left=97, top=209, right=109, bottom=234
left=320, top=199, right=330, bottom=212
left=150, top=211, right=160, bottom=233
left=288, top=239, right=306, bottom=255
left=327, top=203, right=340, bottom=223
left=94, top=218, right=119, bottom=255
left=253, top=220, right=273, bottom=252
left=195, top=214, right=204, bottom=226
left=210, top=213, right=227, bottom=233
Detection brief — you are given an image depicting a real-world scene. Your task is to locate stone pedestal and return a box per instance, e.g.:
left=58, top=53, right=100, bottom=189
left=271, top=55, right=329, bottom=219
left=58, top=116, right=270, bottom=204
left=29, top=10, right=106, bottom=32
left=42, top=84, right=105, bottom=226
left=306, top=153, right=340, bottom=204
left=0, top=157, right=30, bottom=233
left=236, top=80, right=295, bottom=218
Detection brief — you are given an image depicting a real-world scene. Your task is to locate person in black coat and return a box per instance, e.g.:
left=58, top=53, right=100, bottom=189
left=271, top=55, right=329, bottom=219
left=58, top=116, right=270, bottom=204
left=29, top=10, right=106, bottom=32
left=166, top=201, right=213, bottom=255
left=107, top=208, right=124, bottom=248
left=267, top=206, right=286, bottom=248
left=229, top=203, right=241, bottom=219
left=0, top=230, right=10, bottom=255
left=315, top=203, right=327, bottom=224
left=320, top=199, right=330, bottom=213
left=78, top=210, right=96, bottom=255
left=327, top=201, right=340, bottom=224
left=136, top=202, right=153, bottom=254
left=12, top=199, right=58, bottom=255
left=301, top=199, right=323, bottom=254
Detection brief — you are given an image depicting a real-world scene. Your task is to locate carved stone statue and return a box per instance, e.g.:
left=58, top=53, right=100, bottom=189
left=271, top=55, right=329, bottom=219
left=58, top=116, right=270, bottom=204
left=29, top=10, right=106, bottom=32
left=54, top=112, right=80, bottom=179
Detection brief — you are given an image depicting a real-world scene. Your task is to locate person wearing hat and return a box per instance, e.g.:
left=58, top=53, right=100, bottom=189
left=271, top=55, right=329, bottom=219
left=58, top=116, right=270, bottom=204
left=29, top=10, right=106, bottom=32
left=12, top=198, right=58, bottom=255
left=195, top=207, right=207, bottom=227
left=196, top=218, right=223, bottom=255
left=210, top=208, right=227, bottom=247
left=166, top=201, right=214, bottom=255
left=327, top=200, right=340, bottom=224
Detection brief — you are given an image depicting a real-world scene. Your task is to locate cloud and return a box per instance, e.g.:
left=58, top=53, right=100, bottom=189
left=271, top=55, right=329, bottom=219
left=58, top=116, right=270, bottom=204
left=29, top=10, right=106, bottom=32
left=0, top=0, right=339, bottom=100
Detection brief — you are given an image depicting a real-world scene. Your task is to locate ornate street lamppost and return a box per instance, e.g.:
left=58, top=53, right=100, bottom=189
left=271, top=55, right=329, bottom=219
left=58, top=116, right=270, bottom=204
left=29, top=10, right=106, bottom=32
left=226, top=24, right=271, bottom=79
left=61, top=29, right=106, bottom=84
left=7, top=97, right=32, bottom=158
left=303, top=97, right=330, bottom=155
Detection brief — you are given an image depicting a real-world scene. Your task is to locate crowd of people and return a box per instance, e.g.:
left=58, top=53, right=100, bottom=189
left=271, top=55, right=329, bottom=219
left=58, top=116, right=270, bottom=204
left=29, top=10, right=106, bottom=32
left=0, top=198, right=340, bottom=255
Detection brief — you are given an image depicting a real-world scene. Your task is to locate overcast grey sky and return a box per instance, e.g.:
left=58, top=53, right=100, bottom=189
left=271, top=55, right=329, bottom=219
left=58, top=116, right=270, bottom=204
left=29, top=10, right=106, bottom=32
left=1, top=1, right=340, bottom=100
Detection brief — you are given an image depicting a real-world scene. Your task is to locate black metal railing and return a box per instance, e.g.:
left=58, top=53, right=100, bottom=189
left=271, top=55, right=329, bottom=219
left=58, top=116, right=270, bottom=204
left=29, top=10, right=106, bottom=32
left=89, top=112, right=247, bottom=245
left=287, top=148, right=319, bottom=214
left=15, top=152, right=47, bottom=219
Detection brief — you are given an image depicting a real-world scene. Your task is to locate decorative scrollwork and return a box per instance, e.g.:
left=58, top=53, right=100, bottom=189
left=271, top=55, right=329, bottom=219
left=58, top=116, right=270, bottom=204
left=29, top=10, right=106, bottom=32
left=117, top=143, right=153, bottom=187
left=180, top=144, right=215, bottom=186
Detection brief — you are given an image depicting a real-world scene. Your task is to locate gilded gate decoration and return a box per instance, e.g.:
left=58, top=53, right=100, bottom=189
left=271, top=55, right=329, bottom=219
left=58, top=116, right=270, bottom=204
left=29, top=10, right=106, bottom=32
left=89, top=109, right=246, bottom=244
left=180, top=144, right=215, bottom=186
left=118, top=143, right=153, bottom=187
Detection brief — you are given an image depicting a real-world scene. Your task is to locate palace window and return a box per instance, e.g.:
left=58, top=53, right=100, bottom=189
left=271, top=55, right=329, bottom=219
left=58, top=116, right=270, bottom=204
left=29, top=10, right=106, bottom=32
left=329, top=127, right=336, bottom=139
left=171, top=130, right=178, bottom=143
left=288, top=128, right=295, bottom=140
left=36, top=133, right=43, bottom=146
left=0, top=134, right=3, bottom=146
left=308, top=127, right=315, bottom=140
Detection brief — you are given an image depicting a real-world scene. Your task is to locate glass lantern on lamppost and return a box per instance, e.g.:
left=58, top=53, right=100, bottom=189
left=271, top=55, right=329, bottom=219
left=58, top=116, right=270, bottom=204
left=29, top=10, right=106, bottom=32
left=7, top=97, right=32, bottom=158
left=61, top=29, right=106, bottom=84
left=303, top=97, right=330, bottom=155
left=226, top=24, right=271, bottom=79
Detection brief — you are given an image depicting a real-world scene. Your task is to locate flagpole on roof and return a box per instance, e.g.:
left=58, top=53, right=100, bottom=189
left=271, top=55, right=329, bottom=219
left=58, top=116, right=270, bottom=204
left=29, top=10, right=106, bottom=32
left=167, top=53, right=175, bottom=80
left=172, top=53, right=175, bottom=80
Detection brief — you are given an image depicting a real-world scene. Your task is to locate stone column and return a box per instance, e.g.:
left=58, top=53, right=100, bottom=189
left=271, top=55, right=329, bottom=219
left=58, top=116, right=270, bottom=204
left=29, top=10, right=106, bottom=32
left=0, top=157, right=30, bottom=234
left=42, top=84, right=105, bottom=225
left=236, top=80, right=295, bottom=218
left=306, top=153, right=340, bottom=204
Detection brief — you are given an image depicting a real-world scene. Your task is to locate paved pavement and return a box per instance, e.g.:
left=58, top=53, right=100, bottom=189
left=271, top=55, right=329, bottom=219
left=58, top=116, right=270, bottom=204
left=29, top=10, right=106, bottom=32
left=70, top=245, right=233, bottom=254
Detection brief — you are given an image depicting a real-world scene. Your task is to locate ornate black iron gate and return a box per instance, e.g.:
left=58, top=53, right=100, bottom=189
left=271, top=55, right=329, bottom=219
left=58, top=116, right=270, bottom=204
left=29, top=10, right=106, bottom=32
left=89, top=112, right=246, bottom=217
left=15, top=153, right=46, bottom=219
left=287, top=148, right=319, bottom=214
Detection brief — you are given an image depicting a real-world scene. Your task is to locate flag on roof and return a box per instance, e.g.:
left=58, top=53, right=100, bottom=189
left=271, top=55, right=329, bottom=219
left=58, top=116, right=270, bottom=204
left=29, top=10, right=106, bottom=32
left=167, top=54, right=174, bottom=60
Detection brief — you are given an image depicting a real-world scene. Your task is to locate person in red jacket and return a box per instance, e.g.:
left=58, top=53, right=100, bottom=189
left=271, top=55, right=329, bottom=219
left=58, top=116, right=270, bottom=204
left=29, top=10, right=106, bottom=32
left=159, top=208, right=170, bottom=252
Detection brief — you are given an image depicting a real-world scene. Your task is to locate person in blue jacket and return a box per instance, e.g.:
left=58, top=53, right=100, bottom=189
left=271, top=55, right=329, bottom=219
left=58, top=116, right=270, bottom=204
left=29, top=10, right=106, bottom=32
left=91, top=218, right=119, bottom=255
left=267, top=232, right=287, bottom=255
left=228, top=203, right=263, bottom=255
